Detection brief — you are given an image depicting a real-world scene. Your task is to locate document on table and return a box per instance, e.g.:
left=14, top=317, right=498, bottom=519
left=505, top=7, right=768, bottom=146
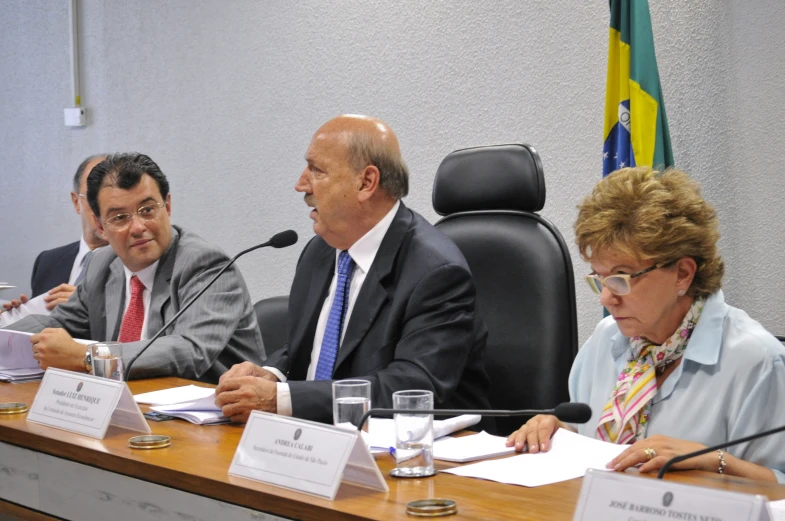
left=769, top=499, right=785, bottom=521
left=433, top=431, right=515, bottom=462
left=365, top=414, right=482, bottom=454
left=0, top=330, right=44, bottom=381
left=134, top=384, right=216, bottom=405
left=442, top=428, right=628, bottom=487
left=150, top=394, right=228, bottom=425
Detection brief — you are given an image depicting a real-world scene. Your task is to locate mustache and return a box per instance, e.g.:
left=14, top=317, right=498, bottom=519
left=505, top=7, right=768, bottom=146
left=304, top=194, right=316, bottom=207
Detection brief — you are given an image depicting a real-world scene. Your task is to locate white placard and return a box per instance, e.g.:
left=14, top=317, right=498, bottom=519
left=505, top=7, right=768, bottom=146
left=27, top=368, right=151, bottom=439
left=573, top=469, right=771, bottom=521
left=229, top=411, right=388, bottom=500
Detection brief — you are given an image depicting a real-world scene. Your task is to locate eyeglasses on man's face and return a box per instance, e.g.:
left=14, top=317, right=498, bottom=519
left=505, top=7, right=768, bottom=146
left=584, top=261, right=675, bottom=296
left=103, top=202, right=165, bottom=231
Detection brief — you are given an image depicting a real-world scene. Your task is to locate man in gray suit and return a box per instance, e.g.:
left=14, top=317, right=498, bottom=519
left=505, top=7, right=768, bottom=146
left=6, top=153, right=264, bottom=383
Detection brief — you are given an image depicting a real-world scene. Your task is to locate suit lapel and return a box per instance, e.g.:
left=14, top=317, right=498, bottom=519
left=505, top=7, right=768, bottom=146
left=147, top=228, right=179, bottom=337
left=335, top=204, right=413, bottom=369
left=105, top=259, right=126, bottom=340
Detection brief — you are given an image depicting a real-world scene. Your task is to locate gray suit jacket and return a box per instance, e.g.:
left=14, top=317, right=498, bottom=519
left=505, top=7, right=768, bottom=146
left=7, top=226, right=265, bottom=383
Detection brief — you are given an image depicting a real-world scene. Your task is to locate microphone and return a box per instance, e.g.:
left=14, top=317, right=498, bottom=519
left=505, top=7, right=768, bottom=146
left=356, top=402, right=592, bottom=432
left=122, top=230, right=298, bottom=380
left=656, top=424, right=785, bottom=479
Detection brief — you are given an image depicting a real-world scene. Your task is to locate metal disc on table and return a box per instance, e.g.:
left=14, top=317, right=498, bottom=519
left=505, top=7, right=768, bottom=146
left=0, top=402, right=28, bottom=415
left=128, top=434, right=171, bottom=449
left=406, top=499, right=458, bottom=517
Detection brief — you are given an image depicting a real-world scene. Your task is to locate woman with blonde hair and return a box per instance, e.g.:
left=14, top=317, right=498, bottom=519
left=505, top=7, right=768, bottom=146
left=507, top=167, right=785, bottom=482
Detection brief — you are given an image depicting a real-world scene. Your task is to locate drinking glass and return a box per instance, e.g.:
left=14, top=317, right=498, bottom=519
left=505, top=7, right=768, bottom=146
left=332, top=379, right=371, bottom=431
left=390, top=389, right=436, bottom=478
left=89, top=342, right=124, bottom=381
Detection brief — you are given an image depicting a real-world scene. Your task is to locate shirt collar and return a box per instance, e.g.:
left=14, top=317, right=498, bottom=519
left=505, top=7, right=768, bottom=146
left=340, top=200, right=400, bottom=274
left=610, top=290, right=728, bottom=367
left=74, top=236, right=92, bottom=269
left=122, top=260, right=160, bottom=291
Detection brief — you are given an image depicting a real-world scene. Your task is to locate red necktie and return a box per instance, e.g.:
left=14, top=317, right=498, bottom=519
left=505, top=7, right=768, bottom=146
left=118, top=275, right=146, bottom=342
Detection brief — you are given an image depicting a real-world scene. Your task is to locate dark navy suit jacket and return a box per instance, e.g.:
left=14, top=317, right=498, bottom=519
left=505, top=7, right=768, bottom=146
left=30, top=241, right=79, bottom=297
left=265, top=203, right=491, bottom=423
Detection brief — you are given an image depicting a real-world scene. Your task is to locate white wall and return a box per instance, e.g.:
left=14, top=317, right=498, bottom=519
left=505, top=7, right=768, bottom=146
left=1, top=0, right=783, bottom=344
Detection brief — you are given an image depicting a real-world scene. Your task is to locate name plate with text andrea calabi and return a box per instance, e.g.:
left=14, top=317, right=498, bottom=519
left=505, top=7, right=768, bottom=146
left=229, top=411, right=388, bottom=500
left=27, top=368, right=150, bottom=439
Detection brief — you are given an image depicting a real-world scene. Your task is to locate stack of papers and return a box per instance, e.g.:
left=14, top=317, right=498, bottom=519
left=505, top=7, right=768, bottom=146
left=134, top=385, right=228, bottom=425
left=0, top=330, right=44, bottom=382
left=442, top=428, right=628, bottom=487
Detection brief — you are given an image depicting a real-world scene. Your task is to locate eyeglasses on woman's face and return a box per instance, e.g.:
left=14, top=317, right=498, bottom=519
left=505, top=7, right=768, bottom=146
left=584, top=261, right=675, bottom=296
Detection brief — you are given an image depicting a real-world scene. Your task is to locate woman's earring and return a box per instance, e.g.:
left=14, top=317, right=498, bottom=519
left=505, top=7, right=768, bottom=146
left=678, top=289, right=686, bottom=297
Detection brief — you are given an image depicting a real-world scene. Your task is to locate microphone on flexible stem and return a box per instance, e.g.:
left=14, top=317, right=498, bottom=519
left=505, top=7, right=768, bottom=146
left=122, top=229, right=298, bottom=381
left=355, top=402, right=592, bottom=432
left=656, top=423, right=785, bottom=479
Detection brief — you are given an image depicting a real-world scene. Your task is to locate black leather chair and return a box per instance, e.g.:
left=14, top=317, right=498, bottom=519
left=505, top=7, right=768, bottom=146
left=432, top=143, right=579, bottom=435
left=254, top=295, right=289, bottom=359
left=776, top=335, right=785, bottom=347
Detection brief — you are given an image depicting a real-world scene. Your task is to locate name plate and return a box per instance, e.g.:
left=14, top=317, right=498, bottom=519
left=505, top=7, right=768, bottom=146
left=229, top=411, right=388, bottom=500
left=27, top=368, right=151, bottom=439
left=573, top=469, right=771, bottom=521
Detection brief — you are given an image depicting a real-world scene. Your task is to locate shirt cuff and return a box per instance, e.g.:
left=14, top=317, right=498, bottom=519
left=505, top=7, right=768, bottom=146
left=276, top=382, right=293, bottom=417
left=262, top=366, right=287, bottom=383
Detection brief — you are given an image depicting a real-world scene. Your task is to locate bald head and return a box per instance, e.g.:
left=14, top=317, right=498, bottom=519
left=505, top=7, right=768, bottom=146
left=314, top=115, right=409, bottom=199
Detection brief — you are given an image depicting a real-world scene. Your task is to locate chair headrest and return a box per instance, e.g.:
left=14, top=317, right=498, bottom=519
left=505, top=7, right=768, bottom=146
left=432, top=143, right=545, bottom=215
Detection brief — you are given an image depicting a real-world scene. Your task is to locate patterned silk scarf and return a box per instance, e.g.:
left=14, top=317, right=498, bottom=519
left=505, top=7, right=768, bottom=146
left=596, top=297, right=704, bottom=444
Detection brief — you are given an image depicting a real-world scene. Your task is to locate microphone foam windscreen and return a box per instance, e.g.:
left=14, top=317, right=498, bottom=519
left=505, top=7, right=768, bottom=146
left=553, top=402, right=592, bottom=424
left=270, top=230, right=298, bottom=248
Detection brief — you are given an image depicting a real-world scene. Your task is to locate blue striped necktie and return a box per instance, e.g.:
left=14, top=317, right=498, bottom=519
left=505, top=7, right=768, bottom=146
left=314, top=251, right=355, bottom=380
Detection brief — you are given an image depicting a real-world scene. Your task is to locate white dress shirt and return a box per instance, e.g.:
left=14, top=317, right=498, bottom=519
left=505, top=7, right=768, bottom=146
left=120, top=260, right=159, bottom=340
left=67, top=236, right=93, bottom=285
left=267, top=201, right=400, bottom=416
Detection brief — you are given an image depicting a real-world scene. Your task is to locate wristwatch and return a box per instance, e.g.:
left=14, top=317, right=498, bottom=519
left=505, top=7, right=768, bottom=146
left=83, top=348, right=93, bottom=374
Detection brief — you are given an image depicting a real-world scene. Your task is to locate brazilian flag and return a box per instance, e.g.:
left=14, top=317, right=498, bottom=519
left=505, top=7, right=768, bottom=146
left=603, top=0, right=674, bottom=177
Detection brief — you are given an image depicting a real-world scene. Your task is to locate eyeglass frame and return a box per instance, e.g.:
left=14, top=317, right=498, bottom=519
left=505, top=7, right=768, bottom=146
left=102, top=201, right=166, bottom=231
left=584, top=260, right=676, bottom=296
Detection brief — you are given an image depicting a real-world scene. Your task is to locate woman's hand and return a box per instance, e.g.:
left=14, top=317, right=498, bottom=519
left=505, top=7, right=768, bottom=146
left=608, top=434, right=710, bottom=474
left=505, top=414, right=570, bottom=453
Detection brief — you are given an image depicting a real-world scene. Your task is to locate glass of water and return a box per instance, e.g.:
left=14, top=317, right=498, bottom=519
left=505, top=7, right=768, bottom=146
left=332, top=379, right=371, bottom=431
left=89, top=342, right=124, bottom=381
left=390, top=389, right=436, bottom=478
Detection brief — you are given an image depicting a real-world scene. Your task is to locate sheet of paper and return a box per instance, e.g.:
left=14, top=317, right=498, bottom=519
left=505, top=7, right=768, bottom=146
left=150, top=394, right=226, bottom=425
left=769, top=499, right=785, bottom=521
left=0, top=330, right=38, bottom=370
left=433, top=430, right=515, bottom=462
left=0, top=294, right=50, bottom=327
left=442, top=428, right=628, bottom=487
left=365, top=414, right=482, bottom=453
left=134, top=384, right=216, bottom=405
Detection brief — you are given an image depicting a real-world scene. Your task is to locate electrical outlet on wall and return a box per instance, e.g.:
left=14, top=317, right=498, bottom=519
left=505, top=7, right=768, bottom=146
left=64, top=107, right=86, bottom=127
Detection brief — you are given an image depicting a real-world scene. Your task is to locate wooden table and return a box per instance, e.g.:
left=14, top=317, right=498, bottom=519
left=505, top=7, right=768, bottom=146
left=2, top=377, right=785, bottom=521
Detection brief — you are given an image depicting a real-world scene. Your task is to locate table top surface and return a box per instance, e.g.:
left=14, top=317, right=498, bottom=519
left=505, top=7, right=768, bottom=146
left=2, top=377, right=785, bottom=521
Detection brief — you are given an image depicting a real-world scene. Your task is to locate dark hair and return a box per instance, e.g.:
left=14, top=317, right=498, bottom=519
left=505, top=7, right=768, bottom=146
left=72, top=154, right=106, bottom=193
left=87, top=153, right=170, bottom=217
